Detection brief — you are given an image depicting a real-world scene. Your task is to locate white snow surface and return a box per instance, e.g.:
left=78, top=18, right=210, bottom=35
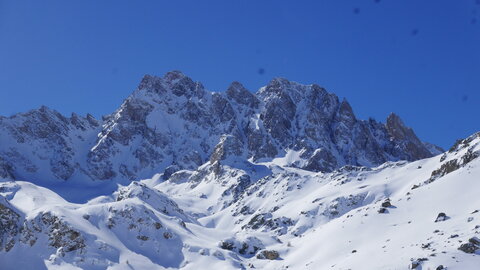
left=0, top=132, right=479, bottom=269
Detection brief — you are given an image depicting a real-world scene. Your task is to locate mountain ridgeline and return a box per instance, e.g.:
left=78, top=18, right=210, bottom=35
left=0, top=71, right=441, bottom=184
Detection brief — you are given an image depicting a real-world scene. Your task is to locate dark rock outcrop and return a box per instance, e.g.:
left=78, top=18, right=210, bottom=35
left=256, top=250, right=279, bottom=260
left=386, top=113, right=433, bottom=161
left=435, top=212, right=448, bottom=222
left=458, top=241, right=479, bottom=254
left=0, top=197, right=20, bottom=252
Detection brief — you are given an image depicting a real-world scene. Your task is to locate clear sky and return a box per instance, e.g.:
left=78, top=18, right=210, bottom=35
left=0, top=0, right=479, bottom=148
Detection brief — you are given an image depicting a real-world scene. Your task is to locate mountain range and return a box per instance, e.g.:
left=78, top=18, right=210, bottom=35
left=1, top=71, right=478, bottom=270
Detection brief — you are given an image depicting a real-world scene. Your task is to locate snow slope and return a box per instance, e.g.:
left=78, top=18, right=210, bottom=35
left=1, top=132, right=479, bottom=270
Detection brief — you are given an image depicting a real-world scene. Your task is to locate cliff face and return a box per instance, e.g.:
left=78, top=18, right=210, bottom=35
left=0, top=71, right=441, bottom=184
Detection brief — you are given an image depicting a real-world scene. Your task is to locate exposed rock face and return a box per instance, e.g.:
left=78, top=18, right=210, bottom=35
left=0, top=106, right=100, bottom=182
left=0, top=158, right=14, bottom=180
left=219, top=237, right=263, bottom=257
left=210, top=135, right=245, bottom=165
left=458, top=242, right=479, bottom=254
left=0, top=198, right=86, bottom=255
left=0, top=197, right=20, bottom=252
left=257, top=250, right=279, bottom=260
left=0, top=71, right=441, bottom=184
left=427, top=132, right=480, bottom=183
left=386, top=113, right=434, bottom=161
left=36, top=212, right=86, bottom=252
left=435, top=212, right=448, bottom=222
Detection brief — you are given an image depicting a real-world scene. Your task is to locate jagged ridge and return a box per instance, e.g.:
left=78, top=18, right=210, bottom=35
left=0, top=71, right=441, bottom=187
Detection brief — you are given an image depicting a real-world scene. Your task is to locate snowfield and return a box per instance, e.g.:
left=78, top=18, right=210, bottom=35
left=1, top=132, right=479, bottom=270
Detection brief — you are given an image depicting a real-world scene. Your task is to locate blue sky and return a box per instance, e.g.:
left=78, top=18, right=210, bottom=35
left=0, top=0, right=479, bottom=148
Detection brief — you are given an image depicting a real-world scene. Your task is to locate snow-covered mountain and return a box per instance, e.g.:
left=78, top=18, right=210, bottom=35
left=1, top=71, right=479, bottom=270
left=0, top=71, right=439, bottom=188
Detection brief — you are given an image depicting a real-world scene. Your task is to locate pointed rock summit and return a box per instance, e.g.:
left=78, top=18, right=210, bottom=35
left=226, top=81, right=259, bottom=108
left=386, top=113, right=413, bottom=141
left=386, top=113, right=434, bottom=160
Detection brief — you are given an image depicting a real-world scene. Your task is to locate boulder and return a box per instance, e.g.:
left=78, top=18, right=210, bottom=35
left=435, top=213, right=448, bottom=222
left=381, top=198, right=392, bottom=208
left=458, top=243, right=478, bottom=254
left=378, top=208, right=388, bottom=214
left=469, top=236, right=480, bottom=245
left=256, top=250, right=279, bottom=260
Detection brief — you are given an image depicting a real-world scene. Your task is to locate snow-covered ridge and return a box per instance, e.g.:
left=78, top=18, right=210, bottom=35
left=0, top=71, right=441, bottom=192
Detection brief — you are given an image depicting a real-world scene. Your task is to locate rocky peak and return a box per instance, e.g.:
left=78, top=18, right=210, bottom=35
left=385, top=113, right=433, bottom=160
left=336, top=99, right=356, bottom=125
left=137, top=74, right=165, bottom=94
left=163, top=70, right=186, bottom=82
left=163, top=71, right=204, bottom=98
left=8, top=106, right=71, bottom=139
left=226, top=81, right=259, bottom=108
left=264, top=77, right=290, bottom=90
left=70, top=113, right=99, bottom=130
left=33, top=106, right=68, bottom=123
left=386, top=113, right=412, bottom=141
left=258, top=78, right=296, bottom=102
left=86, top=113, right=99, bottom=127
left=259, top=79, right=329, bottom=105
left=137, top=71, right=206, bottom=99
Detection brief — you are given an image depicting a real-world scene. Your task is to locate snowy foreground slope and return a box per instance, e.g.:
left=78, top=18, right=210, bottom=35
left=1, top=131, right=479, bottom=269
